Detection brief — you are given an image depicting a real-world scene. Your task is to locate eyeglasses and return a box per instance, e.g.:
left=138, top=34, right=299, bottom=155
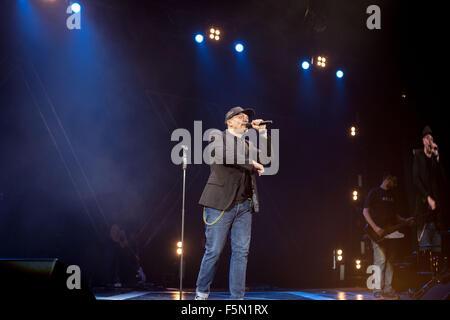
left=233, top=114, right=249, bottom=121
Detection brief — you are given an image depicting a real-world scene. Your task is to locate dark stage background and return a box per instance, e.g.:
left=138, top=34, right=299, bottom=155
left=0, top=0, right=448, bottom=289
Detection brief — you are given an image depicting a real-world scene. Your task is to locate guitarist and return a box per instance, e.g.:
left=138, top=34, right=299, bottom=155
left=363, top=173, right=414, bottom=300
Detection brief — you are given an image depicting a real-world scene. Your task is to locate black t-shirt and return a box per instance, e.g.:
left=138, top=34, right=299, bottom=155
left=363, top=187, right=397, bottom=228
left=235, top=170, right=252, bottom=202
left=234, top=138, right=252, bottom=203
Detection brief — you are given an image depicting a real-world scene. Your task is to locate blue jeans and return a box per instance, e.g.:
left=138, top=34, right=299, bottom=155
left=372, top=241, right=395, bottom=294
left=196, top=200, right=252, bottom=299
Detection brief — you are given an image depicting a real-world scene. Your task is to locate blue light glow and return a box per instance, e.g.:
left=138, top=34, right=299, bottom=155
left=195, top=34, right=204, bottom=43
left=235, top=43, right=244, bottom=53
left=71, top=2, right=81, bottom=13
left=301, top=61, right=310, bottom=70
left=336, top=70, right=344, bottom=78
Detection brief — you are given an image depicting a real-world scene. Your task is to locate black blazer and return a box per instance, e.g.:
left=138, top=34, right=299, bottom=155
left=199, top=130, right=270, bottom=213
left=413, top=148, right=446, bottom=225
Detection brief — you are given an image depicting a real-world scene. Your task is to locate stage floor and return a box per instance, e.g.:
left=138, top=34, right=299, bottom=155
left=93, top=287, right=412, bottom=300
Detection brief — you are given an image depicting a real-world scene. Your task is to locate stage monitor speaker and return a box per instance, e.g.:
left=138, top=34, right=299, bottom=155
left=0, top=258, right=95, bottom=301
left=420, top=281, right=450, bottom=300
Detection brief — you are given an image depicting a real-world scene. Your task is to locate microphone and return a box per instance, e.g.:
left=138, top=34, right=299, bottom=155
left=181, top=145, right=188, bottom=169
left=245, top=120, right=273, bottom=129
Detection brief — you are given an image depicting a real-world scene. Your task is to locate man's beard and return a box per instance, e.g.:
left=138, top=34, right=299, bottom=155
left=237, top=124, right=247, bottom=132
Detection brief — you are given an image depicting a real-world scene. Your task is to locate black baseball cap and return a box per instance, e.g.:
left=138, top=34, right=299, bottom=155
left=422, top=125, right=433, bottom=138
left=382, top=172, right=396, bottom=181
left=224, top=106, right=255, bottom=124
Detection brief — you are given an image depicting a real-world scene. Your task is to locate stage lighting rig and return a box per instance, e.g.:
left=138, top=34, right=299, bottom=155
left=333, top=249, right=344, bottom=268
left=209, top=28, right=220, bottom=41
left=332, top=249, right=346, bottom=281
left=235, top=43, right=244, bottom=53
left=315, top=56, right=326, bottom=68
left=355, top=259, right=361, bottom=270
left=352, top=190, right=358, bottom=201
left=176, top=241, right=183, bottom=255
left=337, top=249, right=343, bottom=261
left=301, top=60, right=310, bottom=70
left=195, top=34, right=204, bottom=43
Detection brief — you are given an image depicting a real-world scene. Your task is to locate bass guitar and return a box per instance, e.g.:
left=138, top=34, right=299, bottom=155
left=364, top=211, right=435, bottom=244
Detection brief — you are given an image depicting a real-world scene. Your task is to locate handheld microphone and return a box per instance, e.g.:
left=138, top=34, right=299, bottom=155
left=245, top=120, right=273, bottom=128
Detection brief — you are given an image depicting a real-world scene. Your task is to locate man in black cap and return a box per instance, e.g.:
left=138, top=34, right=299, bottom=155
left=413, top=126, right=447, bottom=253
left=195, top=106, right=269, bottom=300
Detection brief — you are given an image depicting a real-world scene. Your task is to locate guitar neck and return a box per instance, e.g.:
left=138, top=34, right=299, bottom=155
left=384, top=222, right=406, bottom=235
left=383, top=211, right=433, bottom=235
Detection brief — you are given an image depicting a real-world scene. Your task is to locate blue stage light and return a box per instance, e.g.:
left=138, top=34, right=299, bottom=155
left=235, top=43, right=244, bottom=53
left=195, top=34, right=204, bottom=43
left=71, top=2, right=81, bottom=13
left=301, top=61, right=310, bottom=70
left=336, top=70, right=344, bottom=78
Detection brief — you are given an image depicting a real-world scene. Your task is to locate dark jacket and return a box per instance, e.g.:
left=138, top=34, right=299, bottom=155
left=413, top=148, right=447, bottom=227
left=199, top=129, right=270, bottom=213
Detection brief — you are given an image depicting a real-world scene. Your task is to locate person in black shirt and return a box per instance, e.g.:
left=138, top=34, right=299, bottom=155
left=413, top=126, right=447, bottom=253
left=363, top=173, right=414, bottom=300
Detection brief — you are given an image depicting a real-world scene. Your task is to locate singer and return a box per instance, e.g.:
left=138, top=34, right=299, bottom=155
left=195, top=106, right=269, bottom=300
left=413, top=126, right=447, bottom=253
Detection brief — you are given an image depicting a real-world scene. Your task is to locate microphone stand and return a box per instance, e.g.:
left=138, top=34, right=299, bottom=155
left=179, top=146, right=187, bottom=300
